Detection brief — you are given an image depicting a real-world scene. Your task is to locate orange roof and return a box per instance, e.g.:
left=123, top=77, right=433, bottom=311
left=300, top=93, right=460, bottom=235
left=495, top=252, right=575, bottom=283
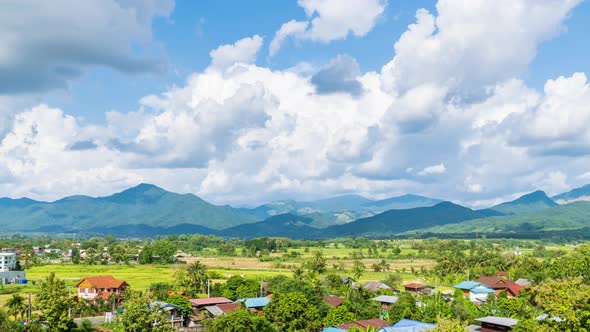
left=324, top=296, right=345, bottom=307
left=404, top=283, right=427, bottom=289
left=337, top=319, right=390, bottom=330
left=190, top=297, right=232, bottom=307
left=95, top=291, right=114, bottom=301
left=477, top=277, right=515, bottom=289
left=75, top=275, right=128, bottom=289
left=217, top=303, right=241, bottom=314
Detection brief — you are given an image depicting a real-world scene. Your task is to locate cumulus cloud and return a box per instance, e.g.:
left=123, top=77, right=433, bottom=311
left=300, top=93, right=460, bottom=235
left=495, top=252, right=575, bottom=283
left=311, top=55, right=363, bottom=96
left=0, top=0, right=173, bottom=94
left=0, top=0, right=588, bottom=208
left=209, top=35, right=264, bottom=70
left=269, top=0, right=386, bottom=55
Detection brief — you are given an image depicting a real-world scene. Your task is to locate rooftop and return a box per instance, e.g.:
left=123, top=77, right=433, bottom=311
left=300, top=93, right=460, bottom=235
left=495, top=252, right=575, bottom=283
left=324, top=296, right=345, bottom=307
left=236, top=297, right=271, bottom=308
left=378, top=319, right=436, bottom=331
left=475, top=316, right=519, bottom=327
left=373, top=295, right=399, bottom=304
left=190, top=297, right=232, bottom=307
left=75, top=275, right=127, bottom=289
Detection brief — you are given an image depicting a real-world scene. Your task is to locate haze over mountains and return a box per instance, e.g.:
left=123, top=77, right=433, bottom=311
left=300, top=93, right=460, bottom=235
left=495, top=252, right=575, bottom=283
left=0, top=183, right=589, bottom=238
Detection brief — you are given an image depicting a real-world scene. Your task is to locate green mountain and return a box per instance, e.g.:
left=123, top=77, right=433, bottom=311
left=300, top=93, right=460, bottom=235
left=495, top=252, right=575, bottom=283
left=417, top=201, right=590, bottom=234
left=321, top=201, right=494, bottom=237
left=0, top=184, right=258, bottom=232
left=488, top=190, right=558, bottom=215
left=553, top=184, right=590, bottom=204
left=362, top=194, right=443, bottom=211
left=220, top=213, right=321, bottom=239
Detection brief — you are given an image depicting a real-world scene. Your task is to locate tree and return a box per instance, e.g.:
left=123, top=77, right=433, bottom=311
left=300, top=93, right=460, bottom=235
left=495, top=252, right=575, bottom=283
left=205, top=308, right=275, bottom=332
left=0, top=310, right=22, bottom=332
left=114, top=295, right=175, bottom=332
left=306, top=251, right=327, bottom=274
left=185, top=261, right=208, bottom=295
left=165, top=295, right=193, bottom=318
left=382, top=273, right=402, bottom=289
left=430, top=317, right=467, bottom=332
left=324, top=305, right=355, bottom=327
left=5, top=293, right=26, bottom=320
left=264, top=292, right=322, bottom=331
left=36, top=272, right=76, bottom=331
left=72, top=319, right=97, bottom=332
left=352, top=260, right=366, bottom=280
left=388, top=292, right=418, bottom=323
left=71, top=247, right=81, bottom=265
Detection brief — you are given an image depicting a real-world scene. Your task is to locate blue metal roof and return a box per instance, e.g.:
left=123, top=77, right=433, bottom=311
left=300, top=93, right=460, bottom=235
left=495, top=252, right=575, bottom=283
left=471, top=285, right=495, bottom=294
left=237, top=297, right=271, bottom=308
left=454, top=281, right=482, bottom=290
left=377, top=319, right=436, bottom=332
left=323, top=327, right=347, bottom=332
left=378, top=319, right=436, bottom=332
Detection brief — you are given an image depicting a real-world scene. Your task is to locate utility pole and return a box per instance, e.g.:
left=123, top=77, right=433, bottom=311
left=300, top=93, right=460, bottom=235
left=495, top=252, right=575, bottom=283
left=68, top=287, right=72, bottom=319
left=27, top=292, right=32, bottom=323
left=207, top=280, right=210, bottom=298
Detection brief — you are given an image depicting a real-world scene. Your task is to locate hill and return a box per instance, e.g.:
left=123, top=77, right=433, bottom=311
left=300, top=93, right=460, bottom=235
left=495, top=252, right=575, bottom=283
left=362, top=194, right=443, bottom=211
left=488, top=190, right=558, bottom=215
left=414, top=201, right=590, bottom=234
left=0, top=184, right=258, bottom=232
left=553, top=184, right=590, bottom=204
left=219, top=213, right=321, bottom=239
left=321, top=202, right=493, bottom=238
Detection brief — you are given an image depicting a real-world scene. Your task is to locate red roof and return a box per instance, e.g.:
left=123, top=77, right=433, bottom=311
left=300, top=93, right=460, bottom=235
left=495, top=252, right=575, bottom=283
left=404, top=283, right=426, bottom=289
left=95, top=291, right=114, bottom=301
left=477, top=277, right=515, bottom=289
left=190, top=297, right=232, bottom=307
left=337, top=319, right=390, bottom=330
left=75, top=276, right=128, bottom=289
left=217, top=303, right=241, bottom=314
left=506, top=284, right=524, bottom=297
left=324, top=296, right=345, bottom=307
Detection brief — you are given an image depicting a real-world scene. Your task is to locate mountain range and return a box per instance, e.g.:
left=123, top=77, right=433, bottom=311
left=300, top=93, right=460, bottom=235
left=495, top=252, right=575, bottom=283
left=0, top=183, right=589, bottom=238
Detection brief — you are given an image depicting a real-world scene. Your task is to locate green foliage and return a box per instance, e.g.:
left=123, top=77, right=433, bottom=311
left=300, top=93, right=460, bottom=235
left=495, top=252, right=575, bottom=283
left=165, top=294, right=193, bottom=317
left=114, top=295, right=175, bottom=332
left=352, top=260, right=365, bottom=280
left=430, top=317, right=467, bottom=332
left=324, top=305, right=355, bottom=327
left=205, top=308, right=275, bottom=332
left=139, top=240, right=176, bottom=264
left=5, top=293, right=27, bottom=320
left=388, top=292, right=418, bottom=323
left=213, top=275, right=259, bottom=300
left=148, top=282, right=175, bottom=301
left=264, top=292, right=321, bottom=331
left=0, top=310, right=23, bottom=332
left=305, top=250, right=327, bottom=274
left=36, top=272, right=76, bottom=332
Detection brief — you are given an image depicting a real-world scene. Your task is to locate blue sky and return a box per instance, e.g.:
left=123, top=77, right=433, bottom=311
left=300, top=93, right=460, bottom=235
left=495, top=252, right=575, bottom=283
left=1, top=0, right=590, bottom=207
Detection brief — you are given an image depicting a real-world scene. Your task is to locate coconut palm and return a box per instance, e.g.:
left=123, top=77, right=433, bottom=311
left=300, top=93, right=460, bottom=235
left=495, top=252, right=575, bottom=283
left=5, top=293, right=26, bottom=320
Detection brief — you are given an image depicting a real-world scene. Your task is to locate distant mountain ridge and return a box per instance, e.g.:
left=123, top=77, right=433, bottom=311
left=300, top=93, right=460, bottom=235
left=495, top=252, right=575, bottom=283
left=488, top=190, right=558, bottom=215
left=553, top=184, right=590, bottom=204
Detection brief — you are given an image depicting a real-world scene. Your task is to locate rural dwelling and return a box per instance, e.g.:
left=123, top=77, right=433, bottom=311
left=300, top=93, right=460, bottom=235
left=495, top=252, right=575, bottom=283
left=0, top=252, right=26, bottom=285
left=335, top=318, right=390, bottom=331
left=454, top=281, right=496, bottom=303
left=149, top=301, right=186, bottom=328
left=236, top=296, right=271, bottom=313
left=324, top=295, right=345, bottom=307
left=466, top=316, right=518, bottom=332
left=372, top=295, right=398, bottom=311
left=377, top=319, right=436, bottom=331
left=203, top=303, right=241, bottom=318
left=476, top=277, right=524, bottom=297
left=514, top=278, right=532, bottom=287
left=363, top=281, right=392, bottom=292
left=403, top=283, right=433, bottom=295
left=75, top=275, right=128, bottom=301
left=189, top=297, right=232, bottom=321
left=0, top=253, right=17, bottom=271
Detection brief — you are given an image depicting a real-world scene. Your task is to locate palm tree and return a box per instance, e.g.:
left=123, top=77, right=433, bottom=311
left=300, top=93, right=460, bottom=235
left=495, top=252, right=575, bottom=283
left=186, top=261, right=207, bottom=294
left=5, top=294, right=26, bottom=320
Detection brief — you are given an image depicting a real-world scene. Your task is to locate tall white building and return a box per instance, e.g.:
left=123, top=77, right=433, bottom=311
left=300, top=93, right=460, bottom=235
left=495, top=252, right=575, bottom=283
left=0, top=253, right=17, bottom=272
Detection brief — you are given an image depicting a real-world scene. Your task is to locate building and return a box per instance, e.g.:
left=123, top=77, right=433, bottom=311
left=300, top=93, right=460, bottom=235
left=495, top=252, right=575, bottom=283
left=377, top=319, right=436, bottom=332
left=335, top=318, right=390, bottom=331
left=75, top=275, right=129, bottom=301
left=454, top=281, right=496, bottom=303
left=363, top=281, right=392, bottom=292
left=466, top=316, right=518, bottom=332
left=373, top=295, right=399, bottom=320
left=190, top=297, right=233, bottom=313
left=203, top=303, right=241, bottom=318
left=324, top=296, right=345, bottom=308
left=150, top=301, right=186, bottom=328
left=403, top=283, right=433, bottom=295
left=476, top=277, right=524, bottom=297
left=0, top=253, right=17, bottom=272
left=236, top=296, right=271, bottom=313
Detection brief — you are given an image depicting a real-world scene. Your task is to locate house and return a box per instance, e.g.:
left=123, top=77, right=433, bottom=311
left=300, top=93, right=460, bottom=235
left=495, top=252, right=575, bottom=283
left=466, top=316, right=518, bottom=332
left=363, top=281, right=392, bottom=292
left=236, top=297, right=271, bottom=313
left=0, top=253, right=16, bottom=272
left=324, top=296, right=345, bottom=308
left=335, top=318, right=390, bottom=331
left=203, top=303, right=241, bottom=317
left=373, top=295, right=398, bottom=320
left=190, top=297, right=232, bottom=316
left=75, top=275, right=128, bottom=301
left=476, top=277, right=523, bottom=297
left=403, top=283, right=433, bottom=295
left=150, top=301, right=186, bottom=328
left=514, top=278, right=531, bottom=287
left=454, top=281, right=496, bottom=303
left=377, top=319, right=436, bottom=332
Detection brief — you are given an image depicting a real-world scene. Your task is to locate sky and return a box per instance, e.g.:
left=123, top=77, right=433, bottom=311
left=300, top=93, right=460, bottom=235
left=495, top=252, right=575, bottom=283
left=1, top=0, right=590, bottom=207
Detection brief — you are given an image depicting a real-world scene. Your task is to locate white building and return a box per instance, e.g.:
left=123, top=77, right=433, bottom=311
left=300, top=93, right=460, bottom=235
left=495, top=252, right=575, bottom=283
left=0, top=253, right=16, bottom=272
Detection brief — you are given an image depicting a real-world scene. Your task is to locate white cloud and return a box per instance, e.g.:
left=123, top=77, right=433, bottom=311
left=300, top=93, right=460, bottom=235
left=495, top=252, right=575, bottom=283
left=209, top=35, right=264, bottom=70
left=418, top=164, right=447, bottom=176
left=0, top=0, right=174, bottom=93
left=269, top=0, right=386, bottom=55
